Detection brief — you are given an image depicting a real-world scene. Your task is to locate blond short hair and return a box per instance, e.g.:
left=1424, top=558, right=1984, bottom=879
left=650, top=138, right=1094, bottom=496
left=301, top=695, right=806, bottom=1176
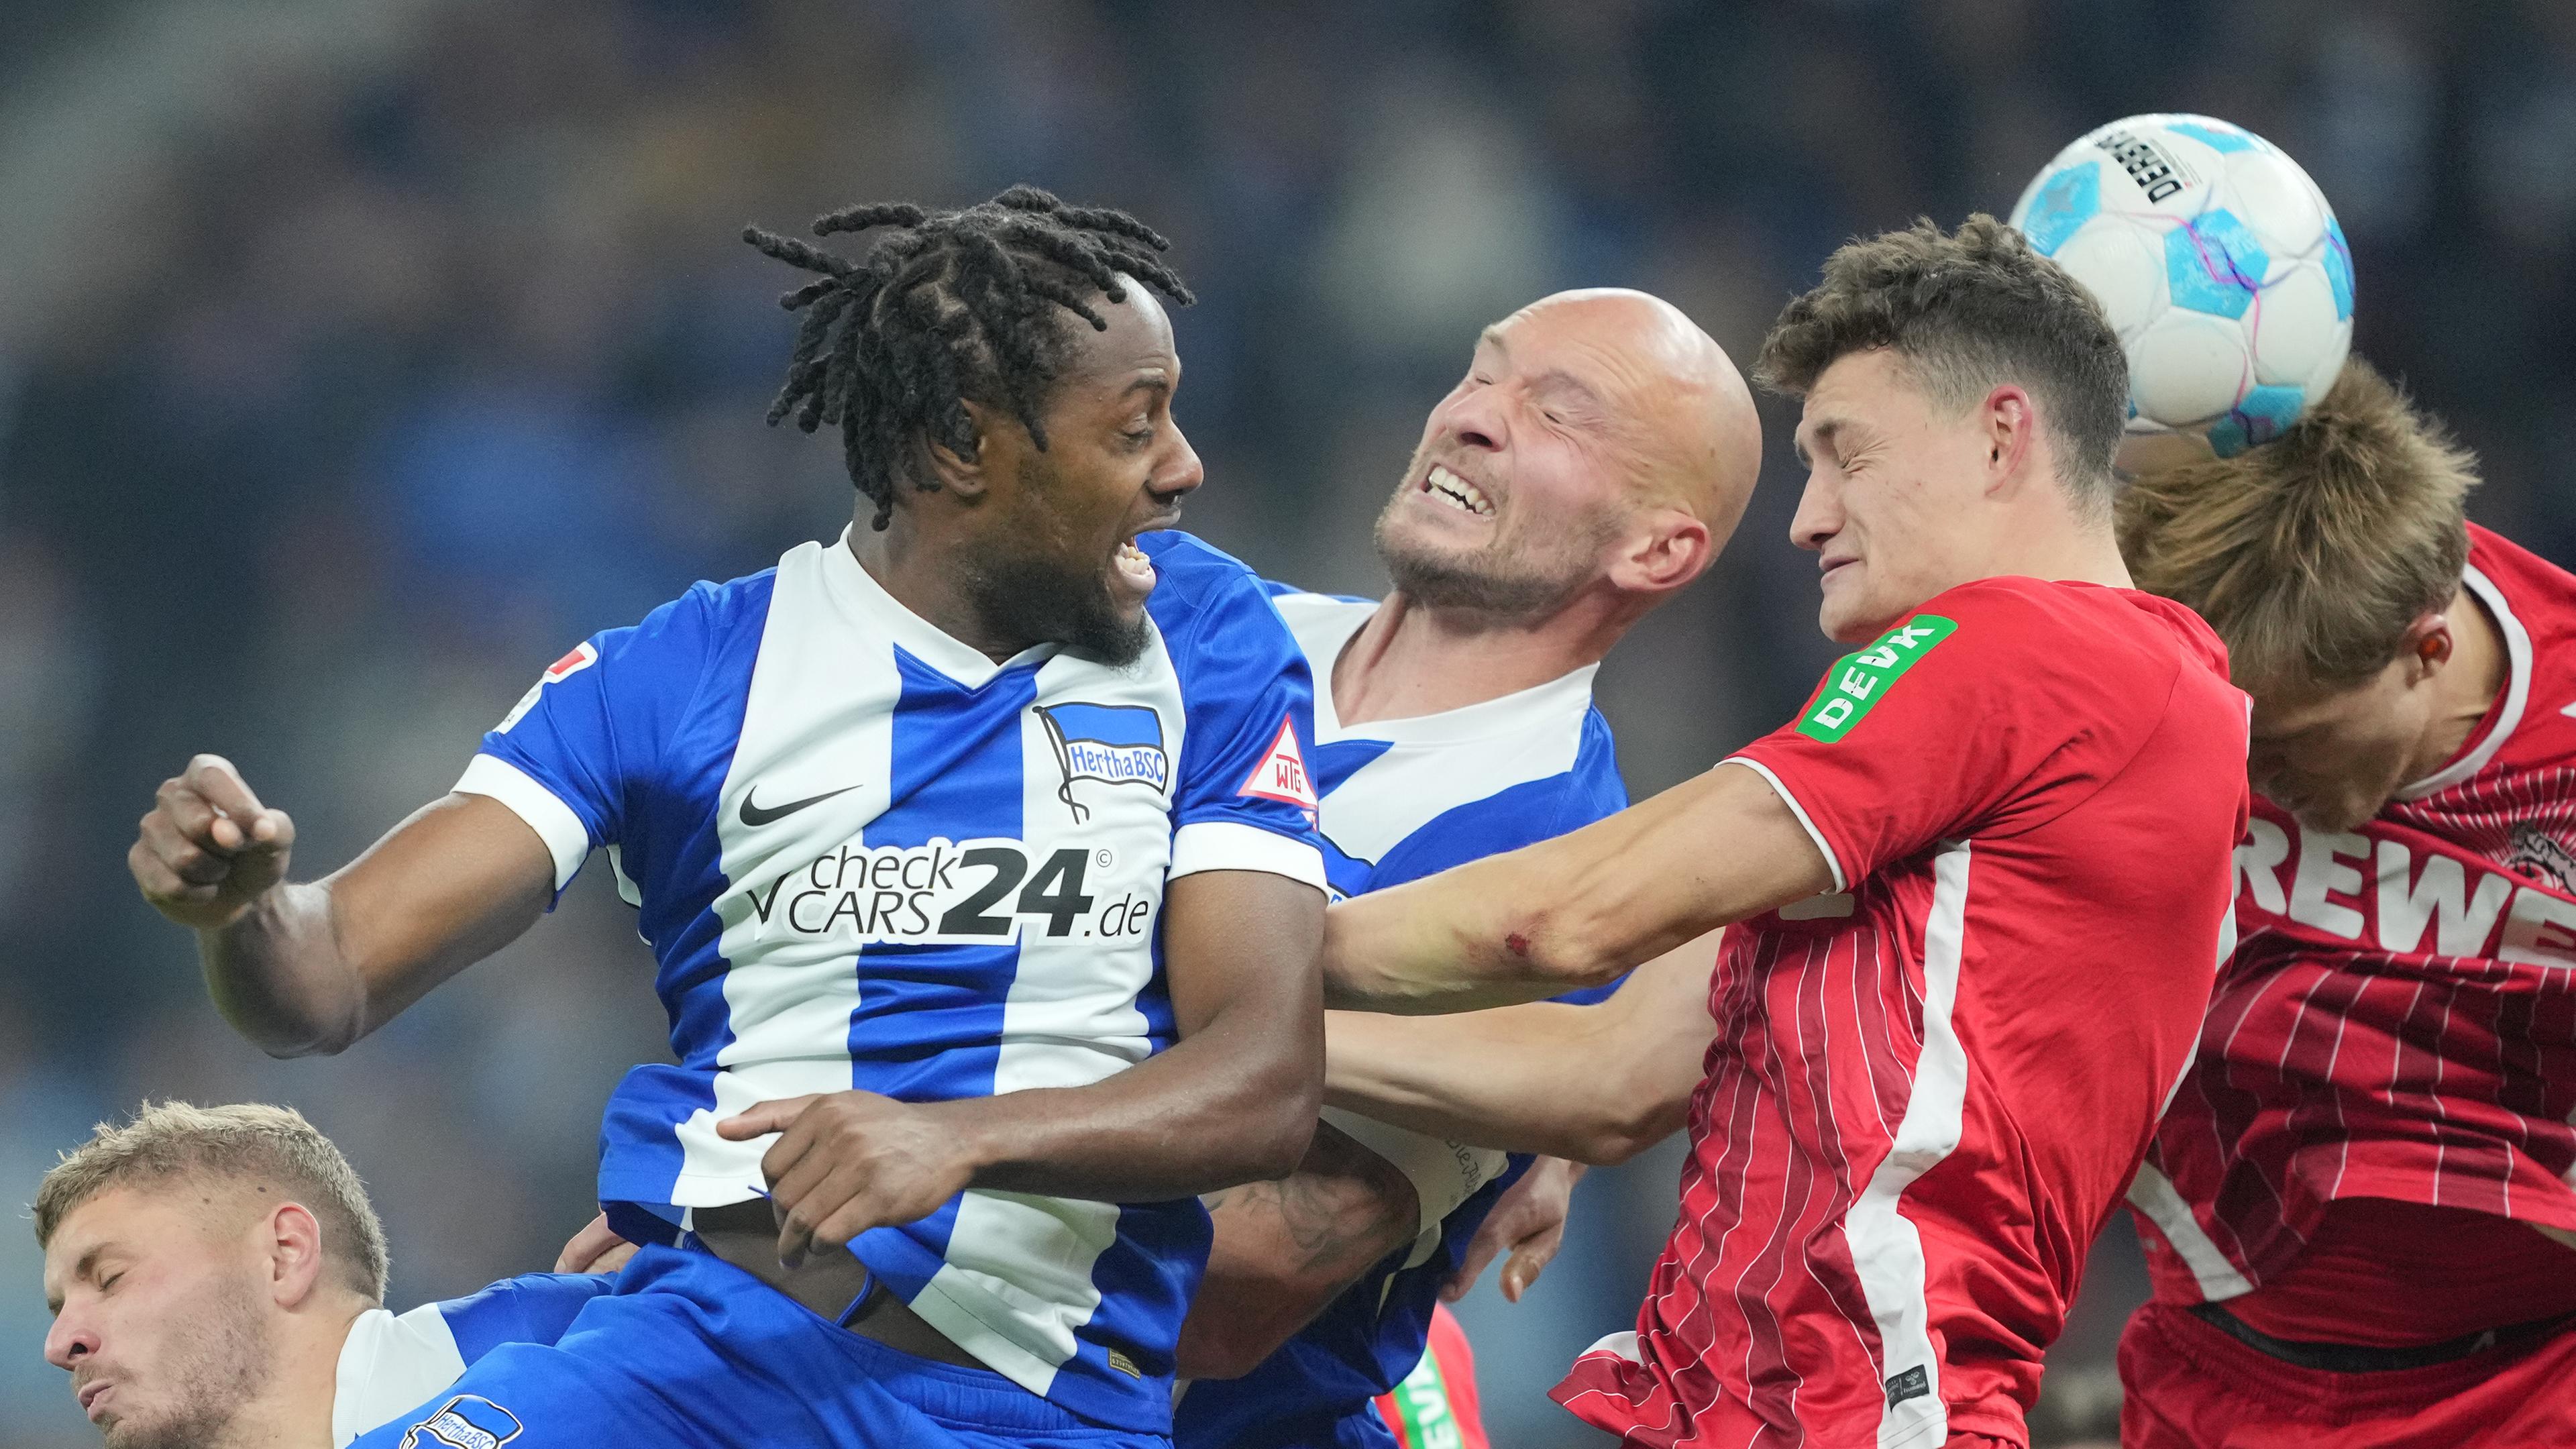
left=32, top=1102, right=389, bottom=1302
left=2117, top=357, right=2479, bottom=693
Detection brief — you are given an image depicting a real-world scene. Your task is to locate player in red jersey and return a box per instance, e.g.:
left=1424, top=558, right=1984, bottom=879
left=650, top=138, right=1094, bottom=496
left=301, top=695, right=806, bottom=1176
left=2112, top=358, right=2576, bottom=1448
left=1314, top=216, right=2252, bottom=1448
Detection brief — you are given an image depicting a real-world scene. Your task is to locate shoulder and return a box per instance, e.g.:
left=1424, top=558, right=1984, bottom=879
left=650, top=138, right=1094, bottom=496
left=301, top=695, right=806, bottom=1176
left=1911, top=575, right=2210, bottom=688
left=435, top=1272, right=618, bottom=1358
left=1140, top=531, right=1302, bottom=655
left=2469, top=523, right=2576, bottom=635
left=1138, top=529, right=1264, bottom=604
left=599, top=565, right=777, bottom=668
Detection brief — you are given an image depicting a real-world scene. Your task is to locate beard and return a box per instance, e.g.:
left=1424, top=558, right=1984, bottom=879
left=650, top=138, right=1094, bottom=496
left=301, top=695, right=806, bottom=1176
left=963, top=547, right=1150, bottom=666
left=102, top=1273, right=274, bottom=1449
left=1372, top=486, right=1608, bottom=623
left=961, top=468, right=1152, bottom=666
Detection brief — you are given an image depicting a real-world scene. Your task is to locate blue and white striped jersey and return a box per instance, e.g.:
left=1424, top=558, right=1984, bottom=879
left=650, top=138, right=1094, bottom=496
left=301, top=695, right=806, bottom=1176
left=1175, top=585, right=1628, bottom=1449
left=331, top=1273, right=614, bottom=1445
left=455, top=529, right=1326, bottom=1432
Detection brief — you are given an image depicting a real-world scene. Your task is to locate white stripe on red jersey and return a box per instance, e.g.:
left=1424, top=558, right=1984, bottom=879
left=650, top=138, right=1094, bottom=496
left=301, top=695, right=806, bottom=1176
left=1555, top=576, right=2249, bottom=1448
left=2138, top=525, right=2576, bottom=1324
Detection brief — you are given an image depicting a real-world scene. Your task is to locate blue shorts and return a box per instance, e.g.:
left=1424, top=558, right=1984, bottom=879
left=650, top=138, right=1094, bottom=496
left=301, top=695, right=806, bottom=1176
left=352, top=1246, right=1166, bottom=1449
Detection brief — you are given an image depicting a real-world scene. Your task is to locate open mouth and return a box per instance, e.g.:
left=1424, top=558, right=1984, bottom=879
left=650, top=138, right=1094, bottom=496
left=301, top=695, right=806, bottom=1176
left=1112, top=514, right=1179, bottom=600
left=1421, top=463, right=1495, bottom=517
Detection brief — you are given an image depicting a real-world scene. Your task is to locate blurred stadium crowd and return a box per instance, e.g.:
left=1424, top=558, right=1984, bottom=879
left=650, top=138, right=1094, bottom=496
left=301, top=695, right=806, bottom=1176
left=3, top=1, right=2572, bottom=1443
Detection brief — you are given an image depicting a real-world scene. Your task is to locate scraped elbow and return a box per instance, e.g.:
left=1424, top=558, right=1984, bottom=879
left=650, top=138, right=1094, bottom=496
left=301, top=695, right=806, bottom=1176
left=1507, top=906, right=1631, bottom=992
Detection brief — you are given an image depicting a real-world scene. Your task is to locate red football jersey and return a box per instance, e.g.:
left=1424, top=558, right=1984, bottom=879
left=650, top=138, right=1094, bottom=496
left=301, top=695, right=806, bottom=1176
left=1555, top=576, right=2251, bottom=1448
left=2133, top=525, right=2576, bottom=1339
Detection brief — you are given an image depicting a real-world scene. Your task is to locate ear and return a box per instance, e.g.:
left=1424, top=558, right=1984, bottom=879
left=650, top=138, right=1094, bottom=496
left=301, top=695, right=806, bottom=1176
left=920, top=399, right=1011, bottom=503
left=2399, top=609, right=2455, bottom=686
left=263, top=1201, right=330, bottom=1309
left=1607, top=508, right=1715, bottom=596
left=1977, top=384, right=2039, bottom=496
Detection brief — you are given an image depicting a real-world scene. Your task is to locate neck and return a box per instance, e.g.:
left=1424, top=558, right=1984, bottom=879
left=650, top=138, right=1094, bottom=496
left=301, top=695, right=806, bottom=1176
left=1332, top=588, right=1623, bottom=726
left=2407, top=582, right=2508, bottom=780
left=219, top=1298, right=368, bottom=1449
left=1984, top=505, right=2133, bottom=592
left=847, top=508, right=1024, bottom=663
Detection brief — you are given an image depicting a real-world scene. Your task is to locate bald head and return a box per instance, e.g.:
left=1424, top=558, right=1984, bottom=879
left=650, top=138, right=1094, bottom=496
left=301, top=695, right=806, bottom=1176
left=1375, top=287, right=1761, bottom=627
left=1488, top=288, right=1762, bottom=537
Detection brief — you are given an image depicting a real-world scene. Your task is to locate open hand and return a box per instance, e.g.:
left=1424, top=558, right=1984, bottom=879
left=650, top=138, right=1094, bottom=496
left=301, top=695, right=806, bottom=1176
left=130, top=754, right=297, bottom=930
left=1444, top=1155, right=1584, bottom=1303
left=716, top=1091, right=977, bottom=1269
left=554, top=1214, right=639, bottom=1275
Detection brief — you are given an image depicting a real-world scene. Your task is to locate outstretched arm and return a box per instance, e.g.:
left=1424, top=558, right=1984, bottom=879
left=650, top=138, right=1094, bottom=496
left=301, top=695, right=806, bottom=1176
left=1325, top=931, right=1722, bottom=1164
left=722, top=867, right=1326, bottom=1267
left=130, top=755, right=556, bottom=1057
left=1322, top=762, right=1829, bottom=1012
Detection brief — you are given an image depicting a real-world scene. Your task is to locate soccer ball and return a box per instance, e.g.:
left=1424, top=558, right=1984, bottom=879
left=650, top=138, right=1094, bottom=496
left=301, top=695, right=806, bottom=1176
left=2008, top=113, right=2353, bottom=464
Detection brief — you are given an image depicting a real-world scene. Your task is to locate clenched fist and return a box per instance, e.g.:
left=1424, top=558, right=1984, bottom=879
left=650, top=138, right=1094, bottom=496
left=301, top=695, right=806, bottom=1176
left=130, top=754, right=299, bottom=930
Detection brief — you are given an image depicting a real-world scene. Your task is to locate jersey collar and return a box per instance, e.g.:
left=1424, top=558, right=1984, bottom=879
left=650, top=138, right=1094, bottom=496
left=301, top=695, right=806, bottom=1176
left=2395, top=561, right=2530, bottom=801
left=818, top=527, right=1059, bottom=688
left=1291, top=594, right=1600, bottom=747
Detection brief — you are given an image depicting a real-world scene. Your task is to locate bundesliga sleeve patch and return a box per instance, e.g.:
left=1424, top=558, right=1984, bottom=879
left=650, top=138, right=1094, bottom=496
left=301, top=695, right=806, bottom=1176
left=496, top=641, right=599, bottom=734
left=401, top=1395, right=523, bottom=1449
left=1796, top=615, right=1957, bottom=743
left=1238, top=716, right=1319, bottom=814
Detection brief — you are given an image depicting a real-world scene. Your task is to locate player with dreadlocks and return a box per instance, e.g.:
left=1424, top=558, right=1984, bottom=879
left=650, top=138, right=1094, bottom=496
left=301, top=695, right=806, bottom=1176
left=130, top=188, right=1334, bottom=1449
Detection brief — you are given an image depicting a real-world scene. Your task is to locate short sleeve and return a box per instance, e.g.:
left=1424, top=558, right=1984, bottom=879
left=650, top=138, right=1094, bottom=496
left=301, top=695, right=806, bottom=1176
left=1144, top=537, right=1328, bottom=892
left=1728, top=580, right=2149, bottom=891
left=458, top=586, right=721, bottom=892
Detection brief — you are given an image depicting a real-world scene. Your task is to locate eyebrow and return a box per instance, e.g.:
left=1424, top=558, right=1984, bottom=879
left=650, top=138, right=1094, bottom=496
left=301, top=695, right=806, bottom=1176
left=1119, top=372, right=1172, bottom=400
left=1526, top=368, right=1605, bottom=411
left=44, top=1245, right=107, bottom=1315
left=1794, top=417, right=1847, bottom=468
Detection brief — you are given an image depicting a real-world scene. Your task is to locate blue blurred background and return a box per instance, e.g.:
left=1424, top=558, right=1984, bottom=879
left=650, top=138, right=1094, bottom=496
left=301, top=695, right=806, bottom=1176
left=4, top=1, right=2573, bottom=1443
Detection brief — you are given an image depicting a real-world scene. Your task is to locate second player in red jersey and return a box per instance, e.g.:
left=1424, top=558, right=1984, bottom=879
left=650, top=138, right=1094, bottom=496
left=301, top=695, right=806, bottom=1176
left=2116, top=359, right=2576, bottom=1448
left=1315, top=217, right=2250, bottom=1448
left=1558, top=571, right=2247, bottom=1446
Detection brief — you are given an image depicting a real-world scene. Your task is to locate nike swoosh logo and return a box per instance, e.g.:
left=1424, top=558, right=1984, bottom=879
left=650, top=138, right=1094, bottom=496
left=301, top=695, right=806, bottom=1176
left=738, top=785, right=857, bottom=828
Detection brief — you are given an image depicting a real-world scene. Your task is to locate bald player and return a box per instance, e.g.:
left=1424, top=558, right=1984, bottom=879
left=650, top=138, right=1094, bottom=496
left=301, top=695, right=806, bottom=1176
left=1170, top=289, right=1760, bottom=1449
left=1316, top=219, right=2253, bottom=1447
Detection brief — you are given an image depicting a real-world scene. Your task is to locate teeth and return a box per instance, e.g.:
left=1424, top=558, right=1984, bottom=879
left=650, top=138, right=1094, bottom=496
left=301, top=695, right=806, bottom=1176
left=1426, top=464, right=1495, bottom=517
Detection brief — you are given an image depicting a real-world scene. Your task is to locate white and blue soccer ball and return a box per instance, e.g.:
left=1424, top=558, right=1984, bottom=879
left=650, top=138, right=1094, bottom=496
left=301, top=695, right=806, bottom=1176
left=2009, top=113, right=2353, bottom=463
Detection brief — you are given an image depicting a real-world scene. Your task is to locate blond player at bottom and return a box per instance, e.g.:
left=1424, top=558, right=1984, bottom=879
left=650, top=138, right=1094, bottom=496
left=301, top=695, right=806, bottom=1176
left=2111, top=357, right=2576, bottom=1449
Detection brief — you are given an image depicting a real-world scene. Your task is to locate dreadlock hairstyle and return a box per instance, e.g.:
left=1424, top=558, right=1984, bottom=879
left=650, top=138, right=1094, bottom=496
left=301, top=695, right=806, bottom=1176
left=744, top=186, right=1194, bottom=530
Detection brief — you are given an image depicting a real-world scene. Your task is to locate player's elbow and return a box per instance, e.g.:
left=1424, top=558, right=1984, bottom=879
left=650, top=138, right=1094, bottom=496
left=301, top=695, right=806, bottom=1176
left=213, top=994, right=363, bottom=1060
left=1566, top=1091, right=1690, bottom=1167
left=1229, top=1057, right=1323, bottom=1181
left=1237, top=1085, right=1322, bottom=1181
left=1564, top=1039, right=1697, bottom=1164
left=1509, top=906, right=1631, bottom=993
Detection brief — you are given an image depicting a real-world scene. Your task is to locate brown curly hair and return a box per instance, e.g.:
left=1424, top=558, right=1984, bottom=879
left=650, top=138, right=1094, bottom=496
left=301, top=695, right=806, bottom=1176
left=1756, top=214, right=2129, bottom=511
